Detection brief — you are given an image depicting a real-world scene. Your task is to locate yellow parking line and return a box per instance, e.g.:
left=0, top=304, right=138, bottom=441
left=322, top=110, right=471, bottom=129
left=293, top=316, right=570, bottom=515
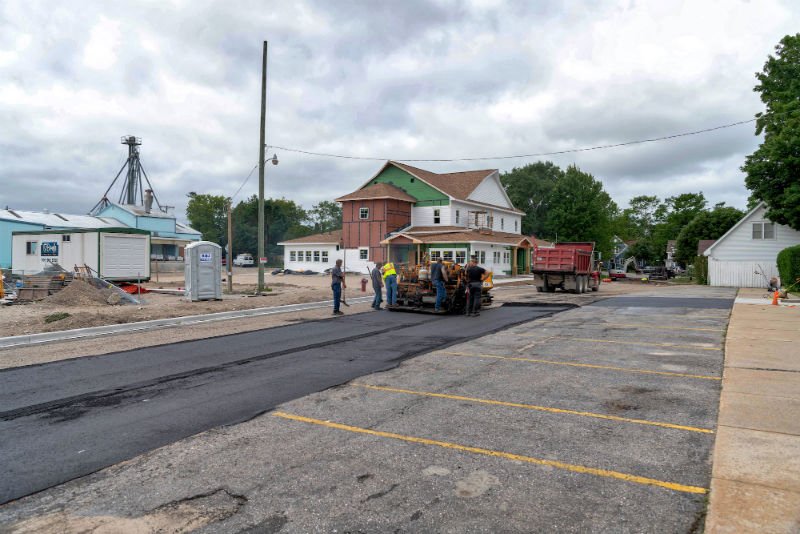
left=439, top=351, right=722, bottom=381
left=352, top=383, right=713, bottom=434
left=273, top=412, right=708, bottom=495
left=558, top=338, right=723, bottom=351
left=593, top=323, right=726, bottom=333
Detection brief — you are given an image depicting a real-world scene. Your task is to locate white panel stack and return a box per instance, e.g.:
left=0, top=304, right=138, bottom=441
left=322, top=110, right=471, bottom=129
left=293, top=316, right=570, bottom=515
left=185, top=241, right=222, bottom=301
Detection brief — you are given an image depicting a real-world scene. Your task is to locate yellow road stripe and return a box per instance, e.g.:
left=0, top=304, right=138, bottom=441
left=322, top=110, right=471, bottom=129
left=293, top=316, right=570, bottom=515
left=439, top=351, right=722, bottom=381
left=557, top=338, right=723, bottom=351
left=352, top=383, right=713, bottom=434
left=592, top=323, right=726, bottom=333
left=273, top=411, right=708, bottom=495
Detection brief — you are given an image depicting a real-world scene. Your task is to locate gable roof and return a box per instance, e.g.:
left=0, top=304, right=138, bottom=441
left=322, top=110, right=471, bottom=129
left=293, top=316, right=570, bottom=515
left=697, top=239, right=716, bottom=256
left=703, top=201, right=763, bottom=256
left=390, top=161, right=495, bottom=202
left=335, top=182, right=416, bottom=203
left=278, top=229, right=342, bottom=246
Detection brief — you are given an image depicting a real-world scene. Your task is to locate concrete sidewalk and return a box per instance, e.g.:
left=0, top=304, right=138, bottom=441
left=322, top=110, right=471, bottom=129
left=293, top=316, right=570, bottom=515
left=706, top=288, right=800, bottom=533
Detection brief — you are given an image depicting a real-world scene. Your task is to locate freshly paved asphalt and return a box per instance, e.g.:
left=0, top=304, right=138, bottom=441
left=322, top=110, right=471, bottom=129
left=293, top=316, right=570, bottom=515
left=0, top=304, right=568, bottom=504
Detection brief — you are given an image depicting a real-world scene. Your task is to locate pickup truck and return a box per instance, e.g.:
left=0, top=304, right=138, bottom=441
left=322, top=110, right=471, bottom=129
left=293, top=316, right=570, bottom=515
left=233, top=254, right=255, bottom=267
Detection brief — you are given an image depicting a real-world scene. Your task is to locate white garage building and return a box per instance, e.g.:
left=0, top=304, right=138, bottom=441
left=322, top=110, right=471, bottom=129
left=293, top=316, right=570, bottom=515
left=12, top=228, right=151, bottom=281
left=704, top=201, right=800, bottom=287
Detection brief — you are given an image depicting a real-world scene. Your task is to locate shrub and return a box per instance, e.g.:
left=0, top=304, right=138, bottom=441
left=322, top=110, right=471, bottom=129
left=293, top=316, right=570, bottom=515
left=44, top=312, right=71, bottom=324
left=777, top=244, right=800, bottom=291
left=693, top=255, right=708, bottom=285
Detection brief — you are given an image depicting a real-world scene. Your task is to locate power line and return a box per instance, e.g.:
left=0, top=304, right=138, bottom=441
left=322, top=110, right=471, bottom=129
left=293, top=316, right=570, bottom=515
left=230, top=162, right=259, bottom=202
left=268, top=118, right=756, bottom=163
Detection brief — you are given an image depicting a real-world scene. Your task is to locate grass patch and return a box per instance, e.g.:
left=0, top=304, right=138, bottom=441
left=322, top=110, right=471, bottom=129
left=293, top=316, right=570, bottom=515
left=44, top=312, right=71, bottom=324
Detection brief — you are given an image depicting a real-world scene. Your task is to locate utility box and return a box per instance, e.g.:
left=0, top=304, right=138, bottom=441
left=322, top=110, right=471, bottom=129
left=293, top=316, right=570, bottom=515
left=185, top=241, right=222, bottom=301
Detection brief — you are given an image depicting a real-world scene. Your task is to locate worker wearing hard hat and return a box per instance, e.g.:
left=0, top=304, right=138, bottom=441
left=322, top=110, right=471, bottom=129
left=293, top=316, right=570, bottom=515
left=381, top=260, right=398, bottom=308
left=465, top=256, right=488, bottom=316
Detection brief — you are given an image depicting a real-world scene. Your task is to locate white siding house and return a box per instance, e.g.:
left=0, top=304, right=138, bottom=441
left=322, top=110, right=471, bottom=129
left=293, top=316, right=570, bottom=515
left=468, top=171, right=513, bottom=208
left=704, top=202, right=800, bottom=287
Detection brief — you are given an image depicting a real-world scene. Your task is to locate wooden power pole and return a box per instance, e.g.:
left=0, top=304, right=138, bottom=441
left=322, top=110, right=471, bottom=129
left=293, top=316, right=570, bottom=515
left=227, top=198, right=233, bottom=294
left=257, top=40, right=268, bottom=293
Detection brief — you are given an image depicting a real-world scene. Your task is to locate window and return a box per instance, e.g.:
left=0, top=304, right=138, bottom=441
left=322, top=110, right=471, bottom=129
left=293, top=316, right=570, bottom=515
left=443, top=250, right=453, bottom=261
left=359, top=248, right=369, bottom=260
left=359, top=207, right=369, bottom=220
left=322, top=251, right=329, bottom=263
left=475, top=251, right=486, bottom=264
left=456, top=250, right=466, bottom=264
left=433, top=209, right=441, bottom=224
left=305, top=251, right=312, bottom=261
left=493, top=251, right=501, bottom=263
left=26, top=241, right=37, bottom=255
left=431, top=250, right=442, bottom=261
left=455, top=210, right=460, bottom=224
left=503, top=252, right=510, bottom=264
left=62, top=235, right=71, bottom=242
left=752, top=222, right=775, bottom=240
left=314, top=250, right=320, bottom=262
left=514, top=220, right=518, bottom=232
left=501, top=218, right=505, bottom=230
left=487, top=215, right=494, bottom=227
left=290, top=251, right=297, bottom=261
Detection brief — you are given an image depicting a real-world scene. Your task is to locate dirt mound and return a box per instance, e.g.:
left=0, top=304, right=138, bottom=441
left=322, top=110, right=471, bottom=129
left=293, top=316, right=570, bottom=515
left=44, top=280, right=116, bottom=306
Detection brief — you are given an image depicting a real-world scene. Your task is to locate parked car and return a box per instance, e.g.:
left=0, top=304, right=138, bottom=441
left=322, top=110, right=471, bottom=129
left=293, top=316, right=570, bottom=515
left=233, top=253, right=255, bottom=267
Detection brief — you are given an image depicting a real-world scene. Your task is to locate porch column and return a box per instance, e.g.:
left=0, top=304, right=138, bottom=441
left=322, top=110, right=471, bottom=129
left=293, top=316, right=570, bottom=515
left=417, top=244, right=421, bottom=265
left=512, top=246, right=518, bottom=276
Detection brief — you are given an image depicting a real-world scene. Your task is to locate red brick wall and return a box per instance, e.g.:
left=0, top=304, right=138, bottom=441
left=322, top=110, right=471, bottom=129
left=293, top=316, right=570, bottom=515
left=341, top=199, right=411, bottom=263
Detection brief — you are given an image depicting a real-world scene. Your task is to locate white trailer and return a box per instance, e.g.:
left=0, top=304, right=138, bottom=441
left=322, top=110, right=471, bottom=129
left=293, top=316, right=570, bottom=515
left=12, top=229, right=151, bottom=281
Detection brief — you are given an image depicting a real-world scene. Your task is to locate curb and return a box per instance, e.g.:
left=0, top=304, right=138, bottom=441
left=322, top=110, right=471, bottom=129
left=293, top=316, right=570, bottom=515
left=0, top=296, right=374, bottom=349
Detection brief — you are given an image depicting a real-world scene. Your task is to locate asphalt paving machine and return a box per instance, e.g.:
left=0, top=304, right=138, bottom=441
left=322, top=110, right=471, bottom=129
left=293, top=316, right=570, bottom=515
left=389, top=260, right=493, bottom=314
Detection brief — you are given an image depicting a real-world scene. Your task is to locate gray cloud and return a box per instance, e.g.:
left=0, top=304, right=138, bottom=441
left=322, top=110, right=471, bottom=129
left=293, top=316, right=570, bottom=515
left=0, top=0, right=797, bottom=222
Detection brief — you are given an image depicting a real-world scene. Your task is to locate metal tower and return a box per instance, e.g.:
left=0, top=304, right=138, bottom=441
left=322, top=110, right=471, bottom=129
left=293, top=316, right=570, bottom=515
left=91, top=136, right=164, bottom=215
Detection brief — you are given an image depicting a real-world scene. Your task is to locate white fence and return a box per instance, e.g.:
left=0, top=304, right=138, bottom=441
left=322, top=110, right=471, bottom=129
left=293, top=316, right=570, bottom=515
left=708, top=259, right=777, bottom=288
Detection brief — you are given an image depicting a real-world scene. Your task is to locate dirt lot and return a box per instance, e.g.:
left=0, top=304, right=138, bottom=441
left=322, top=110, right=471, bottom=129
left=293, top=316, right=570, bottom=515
left=0, top=272, right=343, bottom=336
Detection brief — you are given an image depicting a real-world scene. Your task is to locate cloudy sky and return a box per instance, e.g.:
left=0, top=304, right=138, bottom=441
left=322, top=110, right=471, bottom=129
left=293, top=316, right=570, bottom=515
left=1, top=0, right=798, bottom=221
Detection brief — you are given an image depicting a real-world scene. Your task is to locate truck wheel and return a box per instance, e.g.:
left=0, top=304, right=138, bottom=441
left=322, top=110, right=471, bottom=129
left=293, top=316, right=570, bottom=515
left=582, top=275, right=589, bottom=293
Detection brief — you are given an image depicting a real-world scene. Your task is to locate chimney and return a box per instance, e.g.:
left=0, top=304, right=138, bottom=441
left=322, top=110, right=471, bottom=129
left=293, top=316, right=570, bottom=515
left=144, top=189, right=154, bottom=214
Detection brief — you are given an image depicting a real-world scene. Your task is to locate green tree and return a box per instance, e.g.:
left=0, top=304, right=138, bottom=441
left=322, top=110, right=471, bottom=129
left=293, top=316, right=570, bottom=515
left=500, top=161, right=564, bottom=236
left=309, top=200, right=342, bottom=233
left=544, top=165, right=618, bottom=257
left=675, top=205, right=744, bottom=265
left=742, top=33, right=800, bottom=230
left=621, top=195, right=663, bottom=239
left=185, top=193, right=228, bottom=246
left=232, top=196, right=309, bottom=259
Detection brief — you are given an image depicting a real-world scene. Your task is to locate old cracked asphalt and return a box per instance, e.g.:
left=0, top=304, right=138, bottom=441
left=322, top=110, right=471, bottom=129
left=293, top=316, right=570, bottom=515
left=0, top=285, right=736, bottom=533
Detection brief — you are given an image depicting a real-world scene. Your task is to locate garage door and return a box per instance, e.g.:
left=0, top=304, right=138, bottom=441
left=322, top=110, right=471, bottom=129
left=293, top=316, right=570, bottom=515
left=101, top=234, right=149, bottom=280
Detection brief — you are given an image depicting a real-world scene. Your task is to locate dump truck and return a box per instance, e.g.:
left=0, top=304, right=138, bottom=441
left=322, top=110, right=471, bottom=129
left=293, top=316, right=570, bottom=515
left=533, top=242, right=600, bottom=293
left=389, top=261, right=493, bottom=313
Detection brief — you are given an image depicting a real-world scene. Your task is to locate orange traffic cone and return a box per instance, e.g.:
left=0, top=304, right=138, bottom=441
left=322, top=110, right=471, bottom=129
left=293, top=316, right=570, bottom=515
left=772, top=290, right=779, bottom=305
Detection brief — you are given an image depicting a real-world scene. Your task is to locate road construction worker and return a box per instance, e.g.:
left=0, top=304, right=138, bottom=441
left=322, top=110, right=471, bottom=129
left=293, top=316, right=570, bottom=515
left=431, top=257, right=449, bottom=313
left=370, top=262, right=384, bottom=310
left=465, top=256, right=488, bottom=317
left=331, top=259, right=345, bottom=315
left=381, top=260, right=398, bottom=307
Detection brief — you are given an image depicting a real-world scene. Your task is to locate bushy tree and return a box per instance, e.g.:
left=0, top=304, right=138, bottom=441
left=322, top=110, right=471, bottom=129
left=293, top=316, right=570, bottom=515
left=185, top=193, right=228, bottom=246
left=742, top=33, right=800, bottom=230
left=500, top=161, right=564, bottom=236
left=544, top=165, right=618, bottom=257
left=309, top=200, right=342, bottom=233
left=232, top=196, right=309, bottom=258
left=675, top=205, right=744, bottom=265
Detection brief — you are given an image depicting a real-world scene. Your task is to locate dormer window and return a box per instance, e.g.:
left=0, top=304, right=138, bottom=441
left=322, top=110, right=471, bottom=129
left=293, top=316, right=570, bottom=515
left=433, top=209, right=441, bottom=224
left=359, top=207, right=369, bottom=220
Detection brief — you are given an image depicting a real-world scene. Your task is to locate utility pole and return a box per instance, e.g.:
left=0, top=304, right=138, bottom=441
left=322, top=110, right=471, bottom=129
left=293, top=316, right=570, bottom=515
left=257, top=41, right=268, bottom=293
left=227, top=198, right=233, bottom=294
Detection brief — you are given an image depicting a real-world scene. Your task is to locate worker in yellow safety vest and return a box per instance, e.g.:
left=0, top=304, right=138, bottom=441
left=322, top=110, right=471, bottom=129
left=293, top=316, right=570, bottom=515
left=381, top=261, right=398, bottom=307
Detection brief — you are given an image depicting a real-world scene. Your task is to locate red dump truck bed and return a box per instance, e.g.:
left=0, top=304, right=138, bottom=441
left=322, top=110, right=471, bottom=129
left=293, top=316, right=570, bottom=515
left=533, top=242, right=593, bottom=275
